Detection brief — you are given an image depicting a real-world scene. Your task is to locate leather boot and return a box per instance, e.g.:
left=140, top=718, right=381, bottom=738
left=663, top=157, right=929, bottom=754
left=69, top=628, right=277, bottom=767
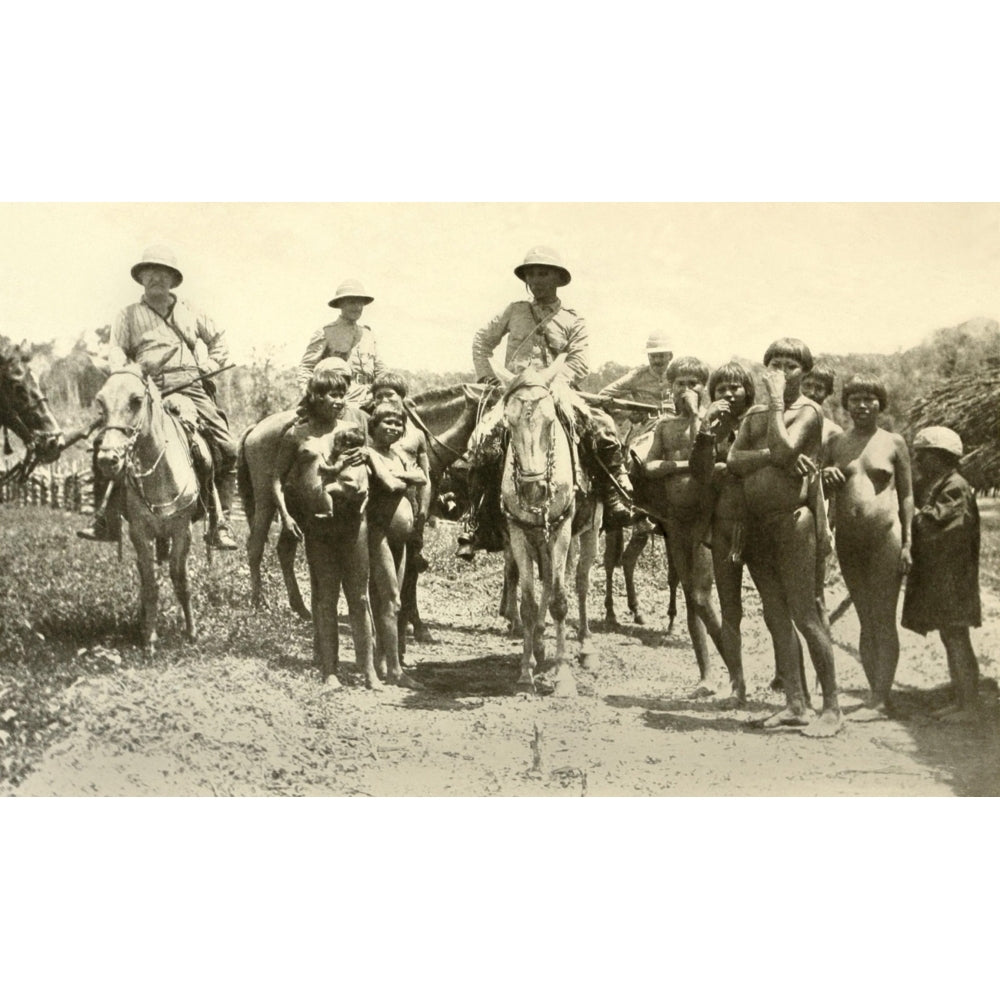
left=208, top=468, right=239, bottom=551
left=76, top=456, right=121, bottom=542
left=582, top=419, right=634, bottom=530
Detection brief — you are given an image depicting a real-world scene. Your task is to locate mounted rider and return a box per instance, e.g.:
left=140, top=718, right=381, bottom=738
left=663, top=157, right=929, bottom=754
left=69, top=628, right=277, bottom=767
left=77, top=245, right=239, bottom=550
left=456, top=246, right=634, bottom=561
left=297, top=279, right=385, bottom=405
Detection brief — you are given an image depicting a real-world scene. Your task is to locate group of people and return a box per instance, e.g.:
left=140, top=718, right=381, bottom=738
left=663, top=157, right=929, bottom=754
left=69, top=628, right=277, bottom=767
left=77, top=243, right=984, bottom=722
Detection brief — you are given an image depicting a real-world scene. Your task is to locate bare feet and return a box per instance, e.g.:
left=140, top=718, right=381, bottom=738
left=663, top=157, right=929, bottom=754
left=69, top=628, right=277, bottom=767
left=849, top=704, right=890, bottom=723
left=690, top=681, right=718, bottom=699
left=801, top=709, right=844, bottom=738
left=413, top=625, right=436, bottom=644
left=322, top=673, right=342, bottom=689
left=389, top=671, right=425, bottom=691
left=931, top=703, right=958, bottom=719
left=769, top=674, right=784, bottom=692
left=365, top=673, right=384, bottom=691
left=762, top=706, right=815, bottom=729
left=938, top=706, right=980, bottom=725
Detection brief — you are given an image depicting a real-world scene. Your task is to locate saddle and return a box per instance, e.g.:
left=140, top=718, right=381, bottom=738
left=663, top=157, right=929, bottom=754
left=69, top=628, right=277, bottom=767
left=164, top=397, right=213, bottom=522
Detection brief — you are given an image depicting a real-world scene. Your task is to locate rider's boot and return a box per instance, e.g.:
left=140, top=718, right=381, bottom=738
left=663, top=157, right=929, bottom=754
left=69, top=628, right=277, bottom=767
left=582, top=418, right=634, bottom=531
left=76, top=457, right=121, bottom=543
left=208, top=468, right=239, bottom=551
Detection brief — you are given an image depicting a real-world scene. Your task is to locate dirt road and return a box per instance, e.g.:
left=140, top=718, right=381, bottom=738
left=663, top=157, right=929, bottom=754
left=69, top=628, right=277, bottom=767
left=10, top=520, right=999, bottom=797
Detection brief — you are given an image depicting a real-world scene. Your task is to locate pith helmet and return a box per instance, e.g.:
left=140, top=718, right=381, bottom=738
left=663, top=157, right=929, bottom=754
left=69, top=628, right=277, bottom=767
left=645, top=331, right=672, bottom=353
left=328, top=279, right=374, bottom=308
left=913, top=426, right=963, bottom=457
left=131, top=245, right=183, bottom=287
left=513, top=246, right=571, bottom=287
left=313, top=356, right=353, bottom=379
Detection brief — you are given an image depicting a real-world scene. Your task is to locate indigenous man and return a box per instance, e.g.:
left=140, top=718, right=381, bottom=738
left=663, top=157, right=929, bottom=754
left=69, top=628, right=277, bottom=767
left=728, top=338, right=842, bottom=738
left=456, top=246, right=633, bottom=561
left=297, top=279, right=385, bottom=403
left=78, top=245, right=239, bottom=550
left=641, top=356, right=728, bottom=696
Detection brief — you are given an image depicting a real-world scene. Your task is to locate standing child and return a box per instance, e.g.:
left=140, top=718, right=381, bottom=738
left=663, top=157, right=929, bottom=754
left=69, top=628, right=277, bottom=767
left=902, top=426, right=982, bottom=722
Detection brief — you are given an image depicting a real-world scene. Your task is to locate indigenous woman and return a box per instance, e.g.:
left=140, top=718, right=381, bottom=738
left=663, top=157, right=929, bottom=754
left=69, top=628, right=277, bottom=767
left=825, top=374, right=913, bottom=721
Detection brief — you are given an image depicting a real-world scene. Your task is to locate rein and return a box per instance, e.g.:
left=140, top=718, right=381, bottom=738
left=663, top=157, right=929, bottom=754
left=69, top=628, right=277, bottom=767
left=100, top=371, right=195, bottom=517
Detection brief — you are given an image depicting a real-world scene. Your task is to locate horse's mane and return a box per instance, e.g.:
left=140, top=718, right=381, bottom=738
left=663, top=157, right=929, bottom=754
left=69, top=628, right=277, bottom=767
left=410, top=383, right=468, bottom=405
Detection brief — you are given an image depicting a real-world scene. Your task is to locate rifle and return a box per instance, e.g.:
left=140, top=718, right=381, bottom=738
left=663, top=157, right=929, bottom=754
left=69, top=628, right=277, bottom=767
left=578, top=391, right=662, bottom=416
left=161, top=364, right=237, bottom=398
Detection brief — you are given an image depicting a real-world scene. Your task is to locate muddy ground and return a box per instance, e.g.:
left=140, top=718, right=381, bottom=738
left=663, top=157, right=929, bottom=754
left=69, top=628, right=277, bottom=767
left=7, top=508, right=999, bottom=797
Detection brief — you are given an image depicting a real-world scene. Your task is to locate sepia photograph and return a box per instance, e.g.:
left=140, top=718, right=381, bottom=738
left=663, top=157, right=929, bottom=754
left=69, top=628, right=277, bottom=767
left=2, top=202, right=998, bottom=797
left=4, top=6, right=998, bottom=995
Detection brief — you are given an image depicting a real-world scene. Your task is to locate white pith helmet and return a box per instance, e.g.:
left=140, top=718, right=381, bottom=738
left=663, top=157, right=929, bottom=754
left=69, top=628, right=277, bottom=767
left=513, top=246, right=571, bottom=286
left=131, top=245, right=183, bottom=287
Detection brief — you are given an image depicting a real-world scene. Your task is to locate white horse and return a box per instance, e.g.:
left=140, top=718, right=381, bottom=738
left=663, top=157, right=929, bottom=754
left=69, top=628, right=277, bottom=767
left=93, top=365, right=202, bottom=652
left=493, top=358, right=601, bottom=696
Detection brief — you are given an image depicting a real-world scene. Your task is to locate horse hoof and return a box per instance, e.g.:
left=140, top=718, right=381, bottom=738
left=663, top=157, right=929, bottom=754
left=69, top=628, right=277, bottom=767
left=185, top=631, right=198, bottom=645
left=515, top=678, right=536, bottom=694
left=632, top=611, right=646, bottom=626
left=578, top=650, right=599, bottom=672
left=552, top=677, right=578, bottom=698
left=413, top=626, right=435, bottom=644
left=605, top=611, right=618, bottom=625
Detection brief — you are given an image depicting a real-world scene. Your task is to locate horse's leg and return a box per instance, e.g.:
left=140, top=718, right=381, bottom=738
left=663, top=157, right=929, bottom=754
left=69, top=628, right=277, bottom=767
left=510, top=532, right=537, bottom=691
left=576, top=518, right=600, bottom=672
left=622, top=525, right=651, bottom=625
left=276, top=527, right=310, bottom=620
left=664, top=533, right=680, bottom=633
left=401, top=547, right=433, bottom=643
left=548, top=521, right=577, bottom=697
left=169, top=523, right=197, bottom=643
left=131, top=524, right=159, bottom=653
left=503, top=544, right=523, bottom=638
left=247, top=503, right=272, bottom=609
left=603, top=526, right=623, bottom=624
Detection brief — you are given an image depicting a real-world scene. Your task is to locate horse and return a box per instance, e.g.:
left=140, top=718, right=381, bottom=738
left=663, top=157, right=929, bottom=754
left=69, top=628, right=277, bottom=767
left=0, top=335, right=64, bottom=477
left=237, top=383, right=484, bottom=628
left=92, top=365, right=202, bottom=652
left=603, top=416, right=680, bottom=629
left=495, top=358, right=601, bottom=697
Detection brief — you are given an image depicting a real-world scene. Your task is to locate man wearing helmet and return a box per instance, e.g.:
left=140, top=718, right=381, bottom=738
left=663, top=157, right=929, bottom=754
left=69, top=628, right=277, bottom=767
left=456, top=246, right=634, bottom=561
left=297, top=280, right=385, bottom=404
left=78, top=245, right=239, bottom=550
left=598, top=331, right=676, bottom=414
left=902, top=426, right=983, bottom=722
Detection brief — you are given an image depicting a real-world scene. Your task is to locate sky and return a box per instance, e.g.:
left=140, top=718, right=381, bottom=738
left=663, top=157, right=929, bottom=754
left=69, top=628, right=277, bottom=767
left=3, top=202, right=1000, bottom=377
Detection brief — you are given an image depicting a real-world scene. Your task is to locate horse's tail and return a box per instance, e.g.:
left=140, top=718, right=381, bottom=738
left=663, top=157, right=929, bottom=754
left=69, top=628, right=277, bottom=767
left=236, top=426, right=255, bottom=526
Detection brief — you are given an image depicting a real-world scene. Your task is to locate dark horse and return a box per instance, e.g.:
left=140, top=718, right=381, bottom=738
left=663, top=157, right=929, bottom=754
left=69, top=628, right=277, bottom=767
left=237, top=382, right=484, bottom=633
left=0, top=336, right=64, bottom=477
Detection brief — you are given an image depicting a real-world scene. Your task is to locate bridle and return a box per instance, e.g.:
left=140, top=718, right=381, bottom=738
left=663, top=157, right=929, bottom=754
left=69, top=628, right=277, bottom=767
left=502, top=388, right=571, bottom=541
left=97, top=369, right=183, bottom=515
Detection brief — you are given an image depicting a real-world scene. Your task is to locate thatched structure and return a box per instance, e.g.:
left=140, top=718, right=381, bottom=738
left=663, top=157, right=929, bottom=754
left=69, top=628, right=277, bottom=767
left=908, top=364, right=1000, bottom=488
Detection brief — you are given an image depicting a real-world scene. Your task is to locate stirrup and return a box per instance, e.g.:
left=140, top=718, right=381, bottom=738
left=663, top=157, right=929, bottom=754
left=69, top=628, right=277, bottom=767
left=207, top=522, right=238, bottom=551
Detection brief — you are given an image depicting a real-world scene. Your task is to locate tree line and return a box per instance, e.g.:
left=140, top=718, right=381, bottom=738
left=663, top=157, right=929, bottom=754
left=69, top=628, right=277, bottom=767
left=16, top=317, right=1000, bottom=486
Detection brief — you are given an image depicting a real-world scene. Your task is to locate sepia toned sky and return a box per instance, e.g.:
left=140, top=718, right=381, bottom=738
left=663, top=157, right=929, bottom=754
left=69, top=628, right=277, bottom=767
left=2, top=202, right=999, bottom=375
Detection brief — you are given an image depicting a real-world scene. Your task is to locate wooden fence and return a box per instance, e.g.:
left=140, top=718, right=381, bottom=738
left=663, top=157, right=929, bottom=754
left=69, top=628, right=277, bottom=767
left=0, top=458, right=93, bottom=512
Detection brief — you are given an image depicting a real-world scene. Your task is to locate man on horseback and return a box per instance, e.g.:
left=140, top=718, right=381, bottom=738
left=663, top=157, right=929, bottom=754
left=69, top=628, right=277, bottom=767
left=297, top=280, right=385, bottom=405
left=77, top=245, right=239, bottom=550
left=455, top=246, right=634, bottom=561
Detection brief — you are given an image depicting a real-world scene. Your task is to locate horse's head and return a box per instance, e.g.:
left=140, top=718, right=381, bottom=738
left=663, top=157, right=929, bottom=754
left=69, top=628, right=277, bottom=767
left=93, top=364, right=153, bottom=478
left=0, top=337, right=64, bottom=462
left=502, top=374, right=564, bottom=510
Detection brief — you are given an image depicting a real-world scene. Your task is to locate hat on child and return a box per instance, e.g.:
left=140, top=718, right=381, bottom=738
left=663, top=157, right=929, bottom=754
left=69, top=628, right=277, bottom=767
left=913, top=426, right=963, bottom=457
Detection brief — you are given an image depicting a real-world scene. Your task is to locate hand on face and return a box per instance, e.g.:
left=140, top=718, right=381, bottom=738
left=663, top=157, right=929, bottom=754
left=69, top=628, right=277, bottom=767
left=704, top=399, right=731, bottom=428
left=762, top=369, right=786, bottom=402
